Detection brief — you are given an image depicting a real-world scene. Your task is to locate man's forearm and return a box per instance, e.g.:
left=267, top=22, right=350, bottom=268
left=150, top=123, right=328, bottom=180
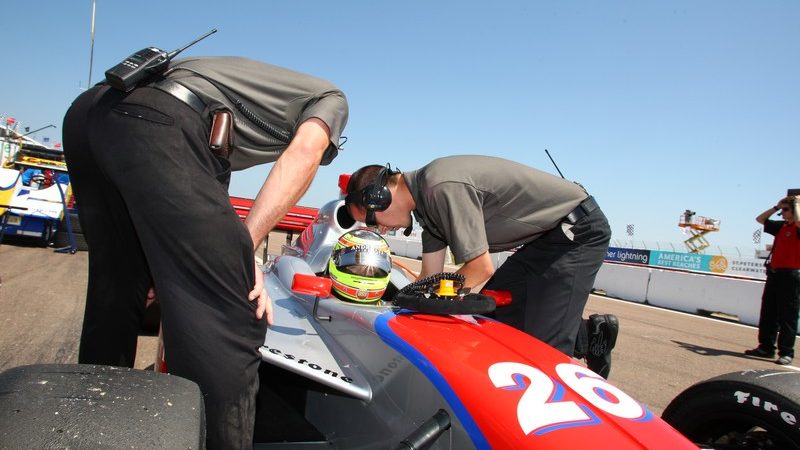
left=245, top=154, right=320, bottom=250
left=455, top=251, right=495, bottom=289
left=244, top=119, right=330, bottom=250
left=420, top=249, right=446, bottom=279
left=756, top=206, right=778, bottom=225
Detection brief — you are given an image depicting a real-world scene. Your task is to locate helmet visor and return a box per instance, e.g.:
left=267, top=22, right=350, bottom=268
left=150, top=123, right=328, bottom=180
left=334, top=246, right=391, bottom=278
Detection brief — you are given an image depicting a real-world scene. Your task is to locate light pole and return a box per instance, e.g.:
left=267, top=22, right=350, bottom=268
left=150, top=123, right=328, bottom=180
left=88, top=0, right=97, bottom=87
left=21, top=124, right=56, bottom=138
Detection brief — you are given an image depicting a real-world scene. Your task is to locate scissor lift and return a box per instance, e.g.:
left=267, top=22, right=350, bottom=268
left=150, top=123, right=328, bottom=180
left=678, top=210, right=720, bottom=253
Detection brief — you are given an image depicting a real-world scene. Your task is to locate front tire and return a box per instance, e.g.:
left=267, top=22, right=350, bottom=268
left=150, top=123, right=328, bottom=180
left=39, top=220, right=54, bottom=247
left=662, top=369, right=800, bottom=449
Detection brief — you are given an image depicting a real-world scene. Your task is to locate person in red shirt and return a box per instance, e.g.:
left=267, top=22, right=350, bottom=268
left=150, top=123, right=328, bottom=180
left=746, top=194, right=800, bottom=365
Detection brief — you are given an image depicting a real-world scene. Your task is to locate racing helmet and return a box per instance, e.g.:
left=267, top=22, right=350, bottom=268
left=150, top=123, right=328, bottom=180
left=328, top=229, right=392, bottom=303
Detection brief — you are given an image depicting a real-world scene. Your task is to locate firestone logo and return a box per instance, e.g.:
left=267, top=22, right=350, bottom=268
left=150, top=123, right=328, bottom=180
left=734, top=390, right=797, bottom=426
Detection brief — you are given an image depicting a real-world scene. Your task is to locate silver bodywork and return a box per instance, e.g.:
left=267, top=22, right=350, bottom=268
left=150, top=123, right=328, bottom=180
left=260, top=199, right=471, bottom=449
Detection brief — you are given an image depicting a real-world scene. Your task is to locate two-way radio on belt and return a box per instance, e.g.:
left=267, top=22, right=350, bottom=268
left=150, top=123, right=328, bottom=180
left=103, top=30, right=293, bottom=145
left=105, top=29, right=218, bottom=92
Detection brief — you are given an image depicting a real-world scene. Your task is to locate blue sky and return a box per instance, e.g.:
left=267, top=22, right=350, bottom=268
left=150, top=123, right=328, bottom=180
left=1, top=1, right=797, bottom=252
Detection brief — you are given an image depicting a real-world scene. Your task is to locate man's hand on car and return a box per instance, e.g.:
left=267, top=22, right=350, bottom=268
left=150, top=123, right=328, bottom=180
left=249, top=257, right=273, bottom=325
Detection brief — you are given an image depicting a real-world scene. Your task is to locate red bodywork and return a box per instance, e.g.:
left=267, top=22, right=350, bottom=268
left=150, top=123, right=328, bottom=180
left=229, top=195, right=318, bottom=233
left=378, top=313, right=699, bottom=449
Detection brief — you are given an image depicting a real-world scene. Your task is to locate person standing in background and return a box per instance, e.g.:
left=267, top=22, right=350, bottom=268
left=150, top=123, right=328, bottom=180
left=746, top=193, right=800, bottom=365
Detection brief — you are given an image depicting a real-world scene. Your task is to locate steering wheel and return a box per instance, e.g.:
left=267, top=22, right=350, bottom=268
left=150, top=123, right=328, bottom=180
left=30, top=174, right=47, bottom=187
left=392, top=272, right=496, bottom=315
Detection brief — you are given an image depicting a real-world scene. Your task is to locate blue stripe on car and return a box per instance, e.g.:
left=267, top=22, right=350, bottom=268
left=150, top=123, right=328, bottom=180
left=375, top=311, right=491, bottom=450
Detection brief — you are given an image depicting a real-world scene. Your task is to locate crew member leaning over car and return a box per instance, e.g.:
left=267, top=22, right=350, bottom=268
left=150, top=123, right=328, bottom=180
left=344, top=155, right=619, bottom=378
left=62, top=56, right=348, bottom=449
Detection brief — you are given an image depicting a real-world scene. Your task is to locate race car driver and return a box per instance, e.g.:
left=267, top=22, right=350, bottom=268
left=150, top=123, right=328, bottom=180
left=328, top=228, right=393, bottom=303
left=343, top=156, right=619, bottom=378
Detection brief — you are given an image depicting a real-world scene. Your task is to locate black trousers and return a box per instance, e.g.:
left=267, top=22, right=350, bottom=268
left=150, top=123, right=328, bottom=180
left=757, top=270, right=800, bottom=358
left=62, top=85, right=266, bottom=449
left=485, top=208, right=611, bottom=356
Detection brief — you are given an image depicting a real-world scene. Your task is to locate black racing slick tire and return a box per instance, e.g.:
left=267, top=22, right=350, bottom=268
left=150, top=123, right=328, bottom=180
left=0, top=364, right=205, bottom=449
left=64, top=210, right=82, bottom=234
left=39, top=220, right=54, bottom=247
left=52, top=230, right=88, bottom=251
left=662, top=369, right=800, bottom=449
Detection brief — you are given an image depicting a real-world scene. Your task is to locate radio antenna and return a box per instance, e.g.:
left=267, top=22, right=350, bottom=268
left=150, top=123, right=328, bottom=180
left=544, top=149, right=565, bottom=179
left=167, top=28, right=218, bottom=59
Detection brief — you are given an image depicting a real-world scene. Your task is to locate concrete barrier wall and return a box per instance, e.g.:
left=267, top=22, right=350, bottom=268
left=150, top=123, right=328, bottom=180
left=386, top=234, right=513, bottom=267
left=384, top=235, right=442, bottom=263
left=594, top=264, right=650, bottom=305
left=595, top=263, right=767, bottom=327
left=646, top=269, right=764, bottom=325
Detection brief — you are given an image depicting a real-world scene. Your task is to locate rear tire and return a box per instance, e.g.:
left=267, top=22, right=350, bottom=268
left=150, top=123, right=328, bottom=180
left=0, top=364, right=205, bottom=448
left=52, top=230, right=88, bottom=251
left=662, top=369, right=800, bottom=449
left=39, top=221, right=54, bottom=247
left=51, top=210, right=87, bottom=251
left=54, top=209, right=82, bottom=233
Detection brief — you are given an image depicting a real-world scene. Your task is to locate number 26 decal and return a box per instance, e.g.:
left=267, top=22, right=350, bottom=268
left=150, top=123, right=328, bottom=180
left=488, top=362, right=651, bottom=435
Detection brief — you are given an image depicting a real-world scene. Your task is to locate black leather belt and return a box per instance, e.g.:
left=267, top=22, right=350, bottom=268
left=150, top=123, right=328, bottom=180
left=150, top=79, right=206, bottom=116
left=564, top=196, right=599, bottom=224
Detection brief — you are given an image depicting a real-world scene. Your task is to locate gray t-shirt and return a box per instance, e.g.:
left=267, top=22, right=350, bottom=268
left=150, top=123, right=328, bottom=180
left=404, top=155, right=588, bottom=263
left=164, top=56, right=348, bottom=171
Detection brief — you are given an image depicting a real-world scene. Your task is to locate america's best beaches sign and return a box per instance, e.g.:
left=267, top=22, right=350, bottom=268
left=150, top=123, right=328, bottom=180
left=605, top=247, right=766, bottom=280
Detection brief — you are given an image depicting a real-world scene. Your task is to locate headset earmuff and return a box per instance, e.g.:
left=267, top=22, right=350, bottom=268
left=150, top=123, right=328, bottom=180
left=360, top=163, right=398, bottom=226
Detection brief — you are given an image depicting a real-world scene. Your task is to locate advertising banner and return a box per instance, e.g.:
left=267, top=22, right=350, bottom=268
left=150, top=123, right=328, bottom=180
left=605, top=247, right=766, bottom=280
left=605, top=248, right=651, bottom=265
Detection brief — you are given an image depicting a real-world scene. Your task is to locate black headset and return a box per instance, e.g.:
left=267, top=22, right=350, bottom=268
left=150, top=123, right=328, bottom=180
left=346, top=163, right=399, bottom=226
